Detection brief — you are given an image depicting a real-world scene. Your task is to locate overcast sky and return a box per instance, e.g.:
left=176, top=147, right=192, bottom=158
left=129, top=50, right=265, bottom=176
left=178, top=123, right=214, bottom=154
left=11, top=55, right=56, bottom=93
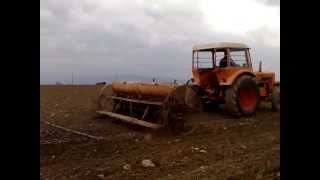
left=40, top=0, right=280, bottom=84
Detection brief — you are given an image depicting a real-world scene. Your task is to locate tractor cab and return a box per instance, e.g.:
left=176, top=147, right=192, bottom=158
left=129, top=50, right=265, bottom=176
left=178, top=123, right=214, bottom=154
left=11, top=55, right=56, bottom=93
left=191, top=42, right=254, bottom=94
left=192, top=43, right=251, bottom=69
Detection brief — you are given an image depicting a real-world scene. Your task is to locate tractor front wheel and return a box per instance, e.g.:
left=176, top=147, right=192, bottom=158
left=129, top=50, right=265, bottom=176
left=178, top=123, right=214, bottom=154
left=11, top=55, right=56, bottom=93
left=225, top=75, right=260, bottom=117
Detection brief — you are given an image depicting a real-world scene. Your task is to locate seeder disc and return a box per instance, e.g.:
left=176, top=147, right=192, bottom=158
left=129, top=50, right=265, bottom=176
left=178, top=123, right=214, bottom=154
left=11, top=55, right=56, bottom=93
left=97, top=84, right=115, bottom=111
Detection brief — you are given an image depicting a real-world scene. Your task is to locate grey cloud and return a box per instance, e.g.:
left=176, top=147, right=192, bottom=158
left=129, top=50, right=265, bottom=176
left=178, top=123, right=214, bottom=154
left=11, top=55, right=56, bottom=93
left=256, top=0, right=280, bottom=6
left=41, top=0, right=279, bottom=84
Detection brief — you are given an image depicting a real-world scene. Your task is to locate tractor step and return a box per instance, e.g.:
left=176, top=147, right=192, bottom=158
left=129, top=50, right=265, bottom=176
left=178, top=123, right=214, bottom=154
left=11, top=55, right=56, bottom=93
left=97, top=110, right=163, bottom=129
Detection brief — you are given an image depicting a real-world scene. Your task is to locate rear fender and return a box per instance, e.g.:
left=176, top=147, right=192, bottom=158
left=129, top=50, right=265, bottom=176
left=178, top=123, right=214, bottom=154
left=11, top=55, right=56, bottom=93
left=219, top=71, right=256, bottom=86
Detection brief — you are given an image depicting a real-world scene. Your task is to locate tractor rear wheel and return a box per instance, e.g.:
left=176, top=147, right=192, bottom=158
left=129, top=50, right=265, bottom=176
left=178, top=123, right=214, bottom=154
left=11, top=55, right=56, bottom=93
left=271, top=86, right=280, bottom=111
left=225, top=75, right=260, bottom=117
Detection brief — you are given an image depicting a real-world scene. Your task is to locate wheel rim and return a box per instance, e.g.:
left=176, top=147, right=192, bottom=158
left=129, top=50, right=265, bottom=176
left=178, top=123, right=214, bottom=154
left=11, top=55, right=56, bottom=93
left=239, top=87, right=257, bottom=112
left=97, top=85, right=114, bottom=111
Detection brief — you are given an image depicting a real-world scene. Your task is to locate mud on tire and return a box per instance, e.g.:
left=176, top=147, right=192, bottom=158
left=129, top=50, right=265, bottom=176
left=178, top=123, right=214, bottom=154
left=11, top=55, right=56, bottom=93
left=225, top=75, right=260, bottom=117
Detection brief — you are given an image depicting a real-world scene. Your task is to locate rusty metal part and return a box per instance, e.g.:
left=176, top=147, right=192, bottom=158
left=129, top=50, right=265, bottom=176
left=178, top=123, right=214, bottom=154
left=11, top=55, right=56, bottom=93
left=109, top=96, right=162, bottom=106
left=97, top=82, right=191, bottom=131
left=112, top=81, right=175, bottom=97
left=96, top=110, right=163, bottom=129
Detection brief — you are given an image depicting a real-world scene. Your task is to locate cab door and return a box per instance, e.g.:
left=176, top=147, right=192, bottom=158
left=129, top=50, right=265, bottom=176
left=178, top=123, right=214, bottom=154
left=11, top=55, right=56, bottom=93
left=192, top=50, right=216, bottom=88
left=214, top=48, right=253, bottom=85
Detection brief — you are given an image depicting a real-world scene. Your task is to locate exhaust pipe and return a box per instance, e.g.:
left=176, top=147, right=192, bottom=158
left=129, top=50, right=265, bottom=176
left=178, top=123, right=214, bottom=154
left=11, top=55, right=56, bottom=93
left=259, top=61, right=262, bottom=72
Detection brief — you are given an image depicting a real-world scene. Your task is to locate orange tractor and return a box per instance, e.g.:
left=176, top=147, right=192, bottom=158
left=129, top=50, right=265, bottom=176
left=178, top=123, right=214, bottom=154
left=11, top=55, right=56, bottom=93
left=189, top=42, right=280, bottom=116
left=97, top=42, right=279, bottom=132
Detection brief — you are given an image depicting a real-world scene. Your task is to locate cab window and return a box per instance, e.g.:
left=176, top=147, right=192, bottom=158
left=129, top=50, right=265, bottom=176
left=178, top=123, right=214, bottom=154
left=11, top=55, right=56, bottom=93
left=229, top=49, right=248, bottom=67
left=193, top=51, right=214, bottom=69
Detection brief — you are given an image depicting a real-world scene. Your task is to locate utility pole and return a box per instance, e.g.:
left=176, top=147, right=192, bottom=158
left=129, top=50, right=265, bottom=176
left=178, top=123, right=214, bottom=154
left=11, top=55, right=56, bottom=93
left=259, top=61, right=262, bottom=72
left=72, top=72, right=74, bottom=85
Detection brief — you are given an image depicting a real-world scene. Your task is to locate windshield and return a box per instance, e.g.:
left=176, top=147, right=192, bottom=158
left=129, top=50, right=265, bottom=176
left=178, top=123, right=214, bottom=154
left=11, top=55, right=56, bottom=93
left=193, top=49, right=249, bottom=69
left=229, top=49, right=248, bottom=67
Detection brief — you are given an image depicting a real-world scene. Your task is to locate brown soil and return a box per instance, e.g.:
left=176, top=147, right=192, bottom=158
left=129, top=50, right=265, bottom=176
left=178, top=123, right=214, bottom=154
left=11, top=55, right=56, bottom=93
left=40, top=85, right=279, bottom=180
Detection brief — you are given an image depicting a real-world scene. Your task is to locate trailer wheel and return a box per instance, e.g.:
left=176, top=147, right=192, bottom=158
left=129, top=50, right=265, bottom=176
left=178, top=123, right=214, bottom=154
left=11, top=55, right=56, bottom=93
left=225, top=75, right=259, bottom=117
left=271, top=86, right=280, bottom=111
left=167, top=112, right=185, bottom=135
left=97, top=85, right=114, bottom=111
left=184, top=85, right=203, bottom=112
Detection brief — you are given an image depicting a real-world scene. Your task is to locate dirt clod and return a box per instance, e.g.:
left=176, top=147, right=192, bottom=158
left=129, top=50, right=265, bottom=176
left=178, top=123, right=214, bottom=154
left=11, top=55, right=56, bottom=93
left=123, top=164, right=131, bottom=170
left=199, top=149, right=207, bottom=153
left=50, top=113, right=55, bottom=117
left=144, top=133, right=152, bottom=141
left=97, top=174, right=105, bottom=179
left=141, top=159, right=156, bottom=168
left=240, top=143, right=247, bottom=149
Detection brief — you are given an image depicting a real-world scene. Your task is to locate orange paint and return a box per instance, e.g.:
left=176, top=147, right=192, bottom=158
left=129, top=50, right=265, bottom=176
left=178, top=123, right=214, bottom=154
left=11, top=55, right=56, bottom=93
left=112, top=81, right=175, bottom=97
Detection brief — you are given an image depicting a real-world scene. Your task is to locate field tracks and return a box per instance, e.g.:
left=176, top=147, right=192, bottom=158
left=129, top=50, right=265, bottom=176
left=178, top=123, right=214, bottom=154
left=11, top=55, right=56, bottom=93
left=41, top=120, right=105, bottom=141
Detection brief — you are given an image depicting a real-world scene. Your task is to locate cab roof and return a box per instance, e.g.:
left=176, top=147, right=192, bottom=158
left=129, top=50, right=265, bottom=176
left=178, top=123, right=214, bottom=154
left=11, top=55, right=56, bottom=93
left=192, top=42, right=250, bottom=51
